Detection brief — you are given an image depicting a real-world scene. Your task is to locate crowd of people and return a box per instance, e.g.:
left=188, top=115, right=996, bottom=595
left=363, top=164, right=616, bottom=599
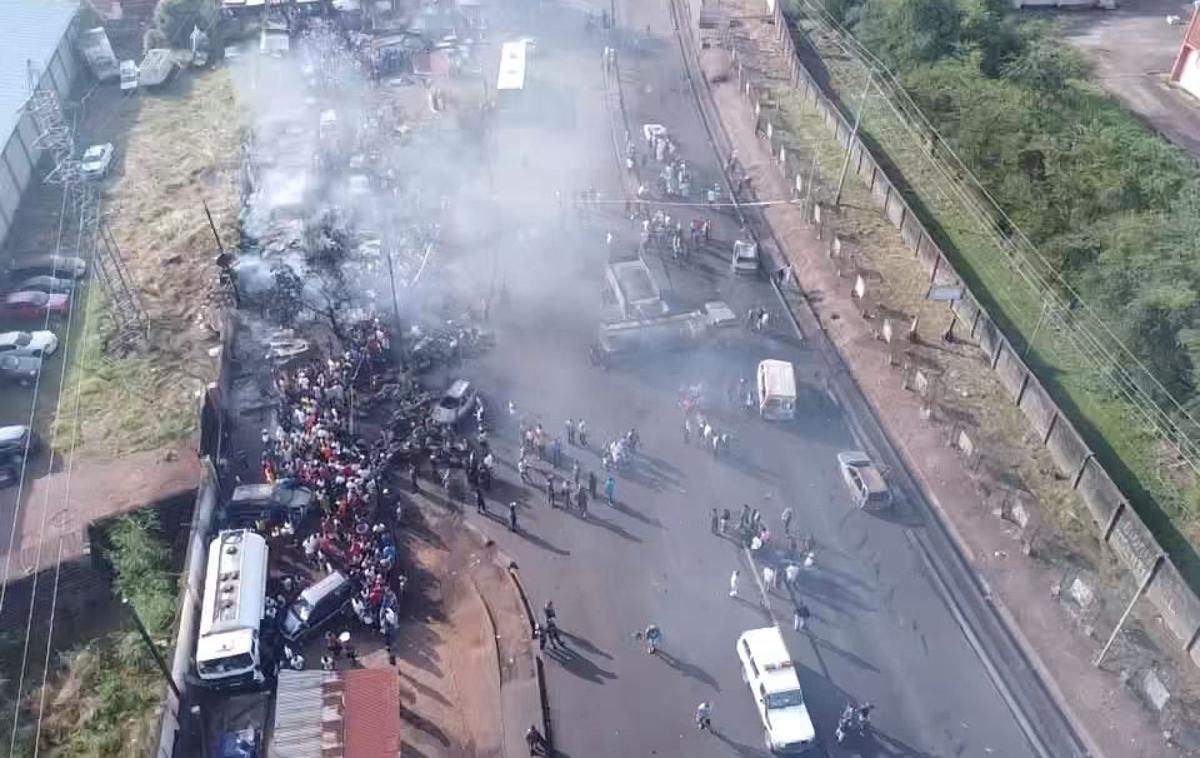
left=259, top=317, right=404, bottom=670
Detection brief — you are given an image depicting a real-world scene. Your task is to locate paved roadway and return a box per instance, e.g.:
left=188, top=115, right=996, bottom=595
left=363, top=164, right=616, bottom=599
left=428, top=0, right=1048, bottom=756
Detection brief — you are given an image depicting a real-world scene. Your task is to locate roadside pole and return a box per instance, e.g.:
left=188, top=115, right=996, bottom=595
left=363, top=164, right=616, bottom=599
left=834, top=70, right=872, bottom=207
left=1094, top=554, right=1164, bottom=668
left=123, top=596, right=182, bottom=703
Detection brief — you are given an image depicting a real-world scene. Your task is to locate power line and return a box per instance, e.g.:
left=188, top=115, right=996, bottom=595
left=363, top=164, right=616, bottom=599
left=788, top=0, right=1200, bottom=472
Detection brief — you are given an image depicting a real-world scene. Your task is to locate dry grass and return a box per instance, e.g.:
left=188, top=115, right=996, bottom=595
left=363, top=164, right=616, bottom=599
left=55, top=69, right=243, bottom=456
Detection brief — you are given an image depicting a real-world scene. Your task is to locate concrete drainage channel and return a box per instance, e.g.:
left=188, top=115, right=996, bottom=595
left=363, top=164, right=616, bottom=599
left=657, top=1, right=1095, bottom=756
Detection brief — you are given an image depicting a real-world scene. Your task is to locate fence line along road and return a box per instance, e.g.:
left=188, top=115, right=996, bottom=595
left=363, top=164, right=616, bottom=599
left=784, top=0, right=1200, bottom=506
left=724, top=0, right=1200, bottom=676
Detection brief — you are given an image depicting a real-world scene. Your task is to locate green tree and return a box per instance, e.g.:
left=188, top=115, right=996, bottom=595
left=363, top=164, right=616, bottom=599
left=1000, top=25, right=1087, bottom=100
left=854, top=0, right=963, bottom=69
left=152, top=0, right=218, bottom=48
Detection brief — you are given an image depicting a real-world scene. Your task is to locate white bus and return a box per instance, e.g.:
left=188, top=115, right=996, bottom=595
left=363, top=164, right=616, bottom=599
left=496, top=39, right=528, bottom=98
left=196, top=529, right=269, bottom=689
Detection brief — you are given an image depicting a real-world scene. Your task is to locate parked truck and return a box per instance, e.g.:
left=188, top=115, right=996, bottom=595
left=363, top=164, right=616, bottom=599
left=195, top=529, right=269, bottom=690
left=78, top=28, right=119, bottom=82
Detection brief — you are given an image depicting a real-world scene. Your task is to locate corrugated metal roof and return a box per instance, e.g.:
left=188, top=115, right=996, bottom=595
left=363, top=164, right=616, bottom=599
left=271, top=670, right=333, bottom=758
left=0, top=0, right=78, bottom=145
left=343, top=669, right=401, bottom=757
left=271, top=668, right=401, bottom=757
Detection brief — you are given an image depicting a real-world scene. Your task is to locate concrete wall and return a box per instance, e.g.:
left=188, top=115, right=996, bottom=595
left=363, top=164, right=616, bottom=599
left=1016, top=375, right=1056, bottom=442
left=728, top=2, right=1200, bottom=667
left=994, top=344, right=1026, bottom=401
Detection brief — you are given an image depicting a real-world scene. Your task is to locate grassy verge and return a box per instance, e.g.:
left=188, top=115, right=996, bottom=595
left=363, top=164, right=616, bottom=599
left=0, top=512, right=177, bottom=756
left=785, top=12, right=1200, bottom=579
left=51, top=284, right=200, bottom=455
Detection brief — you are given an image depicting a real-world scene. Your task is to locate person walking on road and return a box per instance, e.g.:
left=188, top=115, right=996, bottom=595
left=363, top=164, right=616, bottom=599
left=551, top=437, right=562, bottom=468
left=793, top=601, right=811, bottom=631
left=544, top=600, right=556, bottom=626
left=545, top=619, right=564, bottom=649
left=509, top=502, right=518, bottom=532
left=604, top=475, right=616, bottom=505
left=644, top=623, right=663, bottom=654
left=576, top=485, right=589, bottom=517
left=719, top=508, right=730, bottom=534
left=695, top=702, right=713, bottom=732
left=578, top=419, right=588, bottom=447
left=525, top=724, right=548, bottom=756
left=572, top=460, right=581, bottom=485
left=518, top=457, right=531, bottom=484
left=785, top=561, right=800, bottom=589
left=565, top=418, right=576, bottom=445
left=547, top=475, right=557, bottom=508
left=729, top=570, right=740, bottom=598
left=588, top=470, right=598, bottom=498
left=763, top=565, right=777, bottom=591
left=710, top=508, right=719, bottom=535
left=683, top=416, right=692, bottom=444
left=475, top=487, right=486, bottom=514
left=781, top=506, right=793, bottom=535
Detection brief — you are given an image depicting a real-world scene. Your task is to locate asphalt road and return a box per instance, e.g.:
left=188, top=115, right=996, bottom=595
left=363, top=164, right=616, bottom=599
left=431, top=0, right=1044, bottom=755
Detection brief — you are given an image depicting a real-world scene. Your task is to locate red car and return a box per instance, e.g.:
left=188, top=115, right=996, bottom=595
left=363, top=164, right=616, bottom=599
left=1, top=291, right=69, bottom=319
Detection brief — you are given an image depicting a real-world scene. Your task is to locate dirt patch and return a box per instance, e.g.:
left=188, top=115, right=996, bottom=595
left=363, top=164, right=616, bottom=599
left=379, top=506, right=520, bottom=758
left=54, top=69, right=242, bottom=458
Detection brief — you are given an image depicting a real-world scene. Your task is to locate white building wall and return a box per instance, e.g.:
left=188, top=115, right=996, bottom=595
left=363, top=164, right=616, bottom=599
left=1180, top=48, right=1200, bottom=100
left=0, top=18, right=80, bottom=254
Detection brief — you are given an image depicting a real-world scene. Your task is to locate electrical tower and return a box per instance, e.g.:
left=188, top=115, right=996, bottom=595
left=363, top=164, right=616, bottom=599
left=25, top=65, right=149, bottom=343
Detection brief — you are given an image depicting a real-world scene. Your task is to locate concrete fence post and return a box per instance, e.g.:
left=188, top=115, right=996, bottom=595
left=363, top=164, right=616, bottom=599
left=1041, top=411, right=1057, bottom=445
left=1072, top=452, right=1095, bottom=489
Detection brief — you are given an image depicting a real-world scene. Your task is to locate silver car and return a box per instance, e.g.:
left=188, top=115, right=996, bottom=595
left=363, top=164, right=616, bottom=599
left=837, top=451, right=892, bottom=510
left=431, top=379, right=477, bottom=425
left=0, top=354, right=42, bottom=383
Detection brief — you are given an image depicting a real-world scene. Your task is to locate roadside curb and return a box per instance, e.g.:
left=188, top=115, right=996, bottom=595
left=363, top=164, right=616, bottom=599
left=662, top=2, right=1099, bottom=757
left=460, top=516, right=554, bottom=755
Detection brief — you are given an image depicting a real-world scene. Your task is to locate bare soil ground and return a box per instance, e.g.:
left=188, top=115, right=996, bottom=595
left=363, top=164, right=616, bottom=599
left=381, top=505, right=520, bottom=758
left=54, top=68, right=242, bottom=458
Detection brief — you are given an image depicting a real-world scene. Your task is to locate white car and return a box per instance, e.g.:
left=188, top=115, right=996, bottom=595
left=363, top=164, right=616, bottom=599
left=80, top=143, right=114, bottom=179
left=0, top=331, right=58, bottom=358
left=736, top=626, right=818, bottom=754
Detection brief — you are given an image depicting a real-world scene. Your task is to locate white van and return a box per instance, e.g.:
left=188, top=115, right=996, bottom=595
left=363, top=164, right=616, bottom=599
left=736, top=626, right=818, bottom=754
left=757, top=359, right=796, bottom=420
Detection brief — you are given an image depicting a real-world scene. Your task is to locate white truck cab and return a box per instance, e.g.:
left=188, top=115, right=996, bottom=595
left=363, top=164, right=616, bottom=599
left=196, top=530, right=268, bottom=689
left=736, top=626, right=818, bottom=754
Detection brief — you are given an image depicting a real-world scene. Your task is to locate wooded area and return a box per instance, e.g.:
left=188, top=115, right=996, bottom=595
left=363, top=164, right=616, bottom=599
left=791, top=0, right=1200, bottom=529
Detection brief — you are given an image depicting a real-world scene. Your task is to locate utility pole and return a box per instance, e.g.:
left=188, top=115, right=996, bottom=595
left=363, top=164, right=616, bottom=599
left=1024, top=301, right=1051, bottom=359
left=122, top=596, right=182, bottom=703
left=802, top=150, right=819, bottom=217
left=1094, top=554, right=1164, bottom=668
left=834, top=70, right=873, bottom=207
left=203, top=199, right=225, bottom=254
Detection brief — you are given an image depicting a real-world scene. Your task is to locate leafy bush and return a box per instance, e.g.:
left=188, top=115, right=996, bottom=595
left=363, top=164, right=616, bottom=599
left=841, top=0, right=1200, bottom=417
left=151, top=0, right=220, bottom=48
